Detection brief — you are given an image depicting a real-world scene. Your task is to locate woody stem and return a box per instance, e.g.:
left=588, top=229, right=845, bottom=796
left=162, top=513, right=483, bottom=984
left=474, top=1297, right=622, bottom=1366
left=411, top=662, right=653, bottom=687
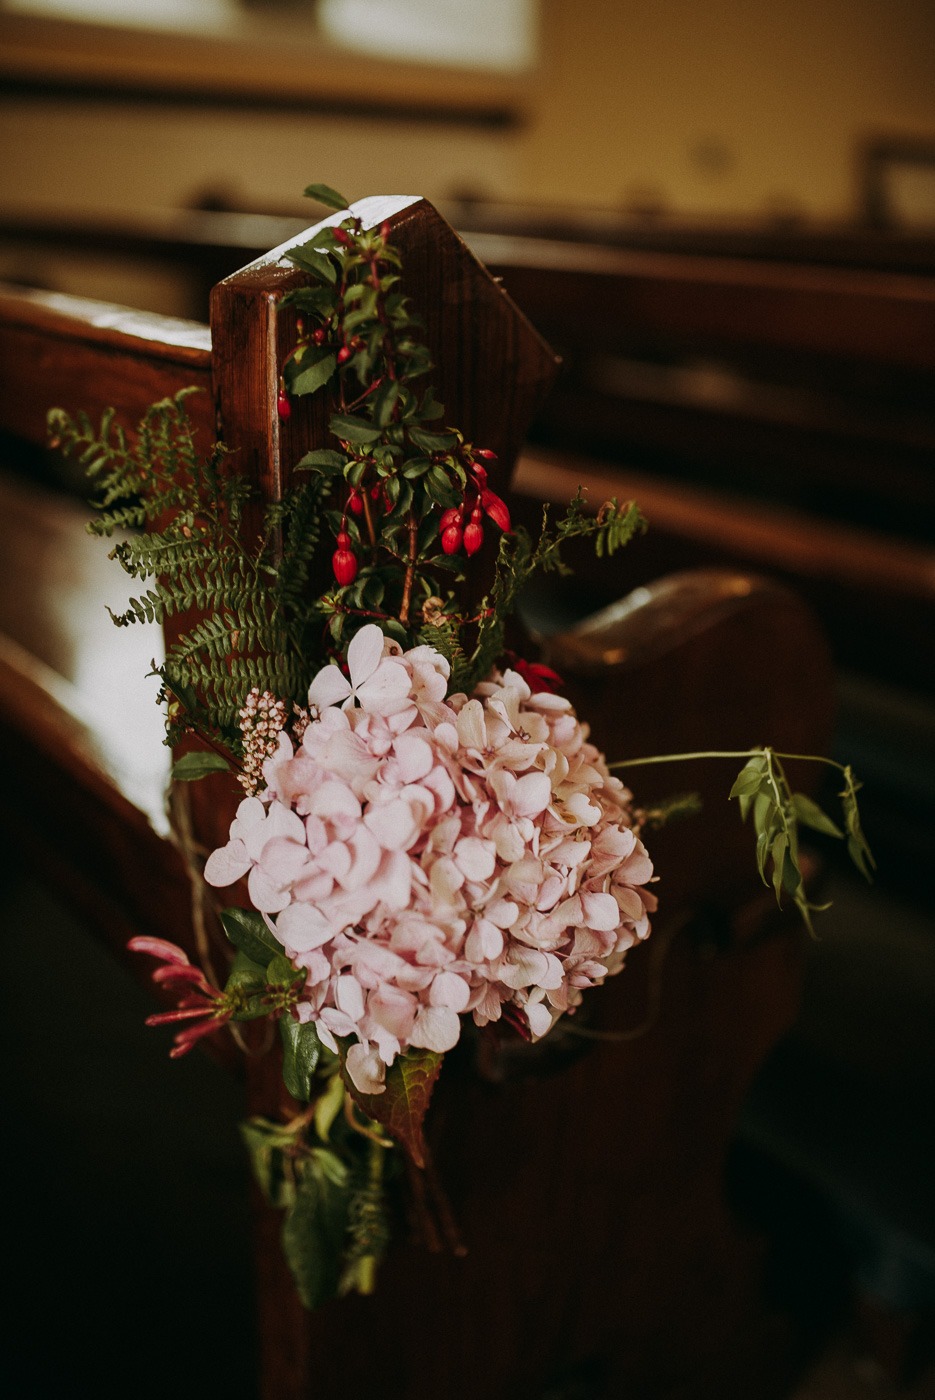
left=399, top=512, right=418, bottom=626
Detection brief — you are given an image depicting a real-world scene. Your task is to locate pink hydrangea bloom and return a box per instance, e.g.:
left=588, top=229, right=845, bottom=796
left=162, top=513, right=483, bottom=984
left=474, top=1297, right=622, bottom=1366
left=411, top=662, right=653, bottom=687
left=204, top=625, right=656, bottom=1094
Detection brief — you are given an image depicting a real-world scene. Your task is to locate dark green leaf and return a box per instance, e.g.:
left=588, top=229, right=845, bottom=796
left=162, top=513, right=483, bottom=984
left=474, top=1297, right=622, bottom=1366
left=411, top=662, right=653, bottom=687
left=303, top=183, right=350, bottom=211
left=286, top=247, right=338, bottom=285
left=372, top=380, right=399, bottom=428
left=330, top=413, right=382, bottom=446
left=171, top=750, right=231, bottom=781
left=409, top=427, right=458, bottom=452
left=291, top=353, right=337, bottom=398
left=220, top=907, right=284, bottom=964
left=281, top=1161, right=348, bottom=1310
left=280, top=1015, right=323, bottom=1101
left=295, top=448, right=346, bottom=471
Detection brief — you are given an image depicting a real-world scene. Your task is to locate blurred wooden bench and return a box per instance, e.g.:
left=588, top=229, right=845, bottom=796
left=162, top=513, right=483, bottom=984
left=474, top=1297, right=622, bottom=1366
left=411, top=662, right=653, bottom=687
left=0, top=198, right=835, bottom=1399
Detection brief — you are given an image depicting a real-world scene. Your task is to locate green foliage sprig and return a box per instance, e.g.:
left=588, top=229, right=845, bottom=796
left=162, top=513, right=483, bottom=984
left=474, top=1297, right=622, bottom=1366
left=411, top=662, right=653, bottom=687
left=612, top=747, right=875, bottom=934
left=50, top=390, right=328, bottom=752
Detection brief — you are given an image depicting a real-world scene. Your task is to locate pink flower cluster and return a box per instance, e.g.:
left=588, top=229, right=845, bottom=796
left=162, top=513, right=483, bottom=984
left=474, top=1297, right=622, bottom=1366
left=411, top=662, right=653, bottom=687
left=204, top=625, right=656, bottom=1094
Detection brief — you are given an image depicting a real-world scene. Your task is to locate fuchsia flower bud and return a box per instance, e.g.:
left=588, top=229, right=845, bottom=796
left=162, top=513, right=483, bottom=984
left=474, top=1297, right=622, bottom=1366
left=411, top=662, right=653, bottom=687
left=332, top=530, right=358, bottom=586
left=463, top=506, right=484, bottom=557
left=441, top=524, right=463, bottom=555
left=348, top=488, right=364, bottom=517
left=337, top=346, right=353, bottom=365
left=481, top=487, right=511, bottom=533
left=277, top=389, right=291, bottom=420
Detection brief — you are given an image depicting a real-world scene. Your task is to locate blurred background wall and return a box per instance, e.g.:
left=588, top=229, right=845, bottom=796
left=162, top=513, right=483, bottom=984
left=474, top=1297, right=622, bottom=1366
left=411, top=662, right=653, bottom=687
left=1, top=0, right=933, bottom=230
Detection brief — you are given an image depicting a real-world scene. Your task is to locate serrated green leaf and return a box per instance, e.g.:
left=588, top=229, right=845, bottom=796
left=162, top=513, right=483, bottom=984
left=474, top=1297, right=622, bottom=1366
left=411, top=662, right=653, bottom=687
left=791, top=792, right=844, bottom=838
left=291, top=353, right=337, bottom=398
left=220, top=907, right=284, bottom=965
left=171, top=750, right=231, bottom=781
left=303, top=183, right=350, bottom=210
left=280, top=1015, right=323, bottom=1102
left=341, top=1047, right=444, bottom=1169
left=409, top=427, right=458, bottom=452
left=295, top=448, right=347, bottom=471
left=330, top=412, right=382, bottom=446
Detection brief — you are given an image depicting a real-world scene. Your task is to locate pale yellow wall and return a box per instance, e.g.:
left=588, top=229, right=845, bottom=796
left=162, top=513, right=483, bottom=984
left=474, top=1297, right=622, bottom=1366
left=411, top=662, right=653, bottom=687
left=0, top=0, right=933, bottom=233
left=523, top=0, right=935, bottom=218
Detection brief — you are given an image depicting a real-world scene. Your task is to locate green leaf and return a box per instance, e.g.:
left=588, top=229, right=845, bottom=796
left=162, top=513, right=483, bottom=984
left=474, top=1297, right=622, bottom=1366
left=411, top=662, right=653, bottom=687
left=342, top=1046, right=444, bottom=1169
left=291, top=353, right=337, bottom=398
left=267, top=952, right=303, bottom=989
left=303, top=183, right=350, bottom=211
left=841, top=767, right=876, bottom=881
left=330, top=412, right=382, bottom=446
left=372, top=380, right=399, bottom=427
left=295, top=448, right=347, bottom=471
left=240, top=1117, right=296, bottom=1209
left=280, top=1015, right=323, bottom=1102
left=791, top=792, right=844, bottom=839
left=171, top=750, right=231, bottom=781
left=314, top=1073, right=345, bottom=1143
left=409, top=427, right=458, bottom=452
left=728, top=756, right=767, bottom=799
left=220, top=907, right=284, bottom=965
left=282, top=1160, right=349, bottom=1310
left=286, top=247, right=338, bottom=285
left=225, top=949, right=270, bottom=1020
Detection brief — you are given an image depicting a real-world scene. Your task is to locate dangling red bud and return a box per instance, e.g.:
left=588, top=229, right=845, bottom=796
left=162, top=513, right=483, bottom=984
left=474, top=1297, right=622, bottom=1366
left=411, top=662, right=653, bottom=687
left=277, top=389, right=291, bottom=420
left=476, top=448, right=497, bottom=461
left=348, top=489, right=364, bottom=517
left=332, top=530, right=357, bottom=586
left=337, top=345, right=353, bottom=365
left=471, top=462, right=488, bottom=486
left=311, top=328, right=326, bottom=346
left=481, top=487, right=511, bottom=533
left=439, top=507, right=462, bottom=532
left=463, top=517, right=484, bottom=556
left=441, top=524, right=463, bottom=555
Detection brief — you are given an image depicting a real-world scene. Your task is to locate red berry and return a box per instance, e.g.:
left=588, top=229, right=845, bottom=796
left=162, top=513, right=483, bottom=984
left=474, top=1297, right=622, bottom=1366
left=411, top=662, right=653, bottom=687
left=441, top=524, right=463, bottom=555
left=277, top=390, right=291, bottom=420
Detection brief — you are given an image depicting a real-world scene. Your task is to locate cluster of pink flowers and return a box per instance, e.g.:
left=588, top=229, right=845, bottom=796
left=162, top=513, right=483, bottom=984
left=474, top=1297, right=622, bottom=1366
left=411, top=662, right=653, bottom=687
left=204, top=625, right=656, bottom=1094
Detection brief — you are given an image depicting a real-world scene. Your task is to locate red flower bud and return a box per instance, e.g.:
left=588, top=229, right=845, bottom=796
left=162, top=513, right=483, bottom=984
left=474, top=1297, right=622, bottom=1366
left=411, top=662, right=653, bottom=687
left=347, top=489, right=364, bottom=516
left=439, top=507, right=463, bottom=532
left=333, top=226, right=351, bottom=246
left=332, top=537, right=357, bottom=586
left=441, top=524, right=463, bottom=555
left=481, top=487, right=511, bottom=533
left=337, top=346, right=353, bottom=365
left=463, top=519, right=484, bottom=556
left=311, top=327, right=326, bottom=346
left=471, top=463, right=488, bottom=486
left=277, top=390, right=291, bottom=420
left=380, top=221, right=391, bottom=241
left=514, top=659, right=564, bottom=694
left=475, top=448, right=498, bottom=461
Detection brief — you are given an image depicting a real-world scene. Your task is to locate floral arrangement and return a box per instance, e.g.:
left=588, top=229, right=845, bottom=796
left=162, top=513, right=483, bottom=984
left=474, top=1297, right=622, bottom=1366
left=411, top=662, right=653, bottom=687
left=48, top=182, right=874, bottom=1308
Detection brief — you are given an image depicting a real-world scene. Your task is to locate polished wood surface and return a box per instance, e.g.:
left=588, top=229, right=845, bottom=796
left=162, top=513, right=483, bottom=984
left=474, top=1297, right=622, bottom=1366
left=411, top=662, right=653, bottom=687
left=0, top=202, right=837, bottom=1399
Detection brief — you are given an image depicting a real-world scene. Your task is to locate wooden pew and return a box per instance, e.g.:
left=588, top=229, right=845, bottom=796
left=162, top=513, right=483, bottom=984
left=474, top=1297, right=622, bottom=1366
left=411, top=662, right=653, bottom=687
left=0, top=199, right=835, bottom=1399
